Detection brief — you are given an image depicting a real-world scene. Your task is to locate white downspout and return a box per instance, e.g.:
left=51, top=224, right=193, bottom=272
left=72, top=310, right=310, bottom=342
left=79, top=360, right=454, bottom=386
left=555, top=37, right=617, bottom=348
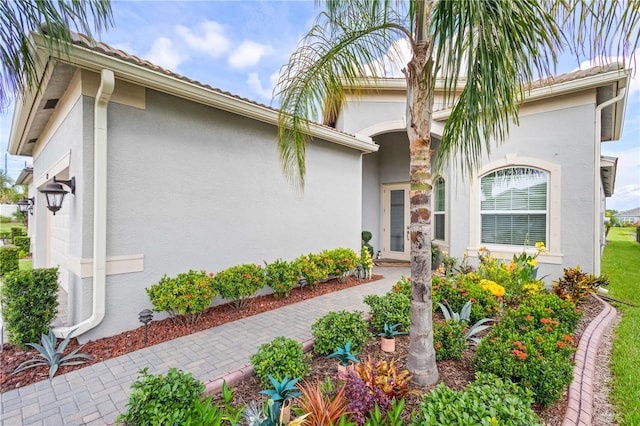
left=593, top=87, right=625, bottom=276
left=54, top=69, right=114, bottom=338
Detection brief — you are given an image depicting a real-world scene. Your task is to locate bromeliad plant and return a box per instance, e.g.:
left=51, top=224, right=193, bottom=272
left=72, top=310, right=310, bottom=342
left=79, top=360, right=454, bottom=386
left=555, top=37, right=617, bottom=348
left=13, top=328, right=90, bottom=379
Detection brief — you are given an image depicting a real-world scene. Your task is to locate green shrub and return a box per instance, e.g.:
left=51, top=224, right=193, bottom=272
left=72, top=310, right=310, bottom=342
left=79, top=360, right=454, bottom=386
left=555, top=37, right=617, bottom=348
left=474, top=292, right=579, bottom=406
left=0, top=216, right=11, bottom=223
left=10, top=226, right=25, bottom=241
left=146, top=269, right=215, bottom=324
left=264, top=258, right=299, bottom=298
left=433, top=320, right=466, bottom=361
left=499, top=291, right=582, bottom=334
left=311, top=310, right=372, bottom=355
left=295, top=253, right=327, bottom=287
left=364, top=291, right=410, bottom=332
left=116, top=367, right=204, bottom=426
left=391, top=275, right=412, bottom=298
left=1, top=268, right=58, bottom=348
left=250, top=336, right=309, bottom=387
left=432, top=274, right=501, bottom=323
left=0, top=246, right=19, bottom=275
left=474, top=328, right=575, bottom=406
left=13, top=236, right=30, bottom=256
left=322, top=248, right=358, bottom=277
left=211, top=263, right=265, bottom=310
left=411, top=372, right=542, bottom=425
left=553, top=266, right=609, bottom=303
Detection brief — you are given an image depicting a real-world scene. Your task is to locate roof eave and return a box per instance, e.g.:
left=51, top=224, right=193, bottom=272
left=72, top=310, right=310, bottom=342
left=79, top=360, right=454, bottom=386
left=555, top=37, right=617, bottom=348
left=11, top=33, right=377, bottom=157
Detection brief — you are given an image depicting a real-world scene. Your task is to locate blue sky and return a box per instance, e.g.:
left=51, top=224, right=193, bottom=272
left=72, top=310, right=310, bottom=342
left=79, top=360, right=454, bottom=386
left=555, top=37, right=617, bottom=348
left=1, top=0, right=638, bottom=211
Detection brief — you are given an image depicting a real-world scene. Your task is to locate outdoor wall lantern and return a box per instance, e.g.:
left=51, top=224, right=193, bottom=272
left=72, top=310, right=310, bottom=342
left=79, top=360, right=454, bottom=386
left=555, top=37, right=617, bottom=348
left=39, top=176, right=75, bottom=215
left=17, top=197, right=34, bottom=216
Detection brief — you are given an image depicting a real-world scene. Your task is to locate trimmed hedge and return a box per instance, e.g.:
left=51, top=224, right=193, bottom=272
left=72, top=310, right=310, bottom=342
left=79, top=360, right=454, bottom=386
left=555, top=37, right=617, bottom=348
left=1, top=267, right=59, bottom=347
left=13, top=236, right=30, bottom=255
left=0, top=246, right=19, bottom=275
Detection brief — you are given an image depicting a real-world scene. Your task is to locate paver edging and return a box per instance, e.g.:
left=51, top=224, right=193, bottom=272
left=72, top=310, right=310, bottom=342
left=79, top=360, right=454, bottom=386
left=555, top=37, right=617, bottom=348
left=562, top=295, right=617, bottom=426
left=203, top=337, right=315, bottom=396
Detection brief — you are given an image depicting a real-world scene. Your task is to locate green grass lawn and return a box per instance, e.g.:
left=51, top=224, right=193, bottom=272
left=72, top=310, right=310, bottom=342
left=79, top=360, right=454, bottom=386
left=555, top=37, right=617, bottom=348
left=0, top=221, right=26, bottom=234
left=602, top=226, right=640, bottom=425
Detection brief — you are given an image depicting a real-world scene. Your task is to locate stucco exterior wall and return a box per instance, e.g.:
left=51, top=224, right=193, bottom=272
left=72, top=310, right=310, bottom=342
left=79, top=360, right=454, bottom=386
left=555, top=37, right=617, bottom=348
left=72, top=88, right=364, bottom=341
left=350, top=86, right=601, bottom=282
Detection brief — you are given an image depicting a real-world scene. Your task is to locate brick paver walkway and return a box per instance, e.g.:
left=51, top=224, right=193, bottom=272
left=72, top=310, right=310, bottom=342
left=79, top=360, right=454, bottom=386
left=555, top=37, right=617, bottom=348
left=0, top=267, right=408, bottom=425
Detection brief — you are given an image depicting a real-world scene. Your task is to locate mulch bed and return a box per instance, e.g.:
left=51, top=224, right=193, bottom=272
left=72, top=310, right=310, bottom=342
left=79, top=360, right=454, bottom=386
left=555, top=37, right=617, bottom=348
left=0, top=276, right=604, bottom=425
left=0, top=274, right=382, bottom=392
left=213, top=294, right=604, bottom=425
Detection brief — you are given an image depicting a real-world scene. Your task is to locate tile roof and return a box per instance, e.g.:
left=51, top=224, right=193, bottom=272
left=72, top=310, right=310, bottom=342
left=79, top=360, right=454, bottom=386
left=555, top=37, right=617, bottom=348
left=69, top=32, right=625, bottom=114
left=69, top=32, right=281, bottom=115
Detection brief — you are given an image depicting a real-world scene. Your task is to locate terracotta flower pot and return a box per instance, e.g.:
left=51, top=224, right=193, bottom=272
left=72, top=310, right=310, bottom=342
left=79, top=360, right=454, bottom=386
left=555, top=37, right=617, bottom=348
left=337, top=362, right=355, bottom=377
left=381, top=336, right=396, bottom=352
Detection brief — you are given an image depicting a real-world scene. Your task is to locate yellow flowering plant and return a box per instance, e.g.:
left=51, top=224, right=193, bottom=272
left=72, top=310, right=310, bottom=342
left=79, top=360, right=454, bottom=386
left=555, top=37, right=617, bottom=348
left=511, top=242, right=547, bottom=286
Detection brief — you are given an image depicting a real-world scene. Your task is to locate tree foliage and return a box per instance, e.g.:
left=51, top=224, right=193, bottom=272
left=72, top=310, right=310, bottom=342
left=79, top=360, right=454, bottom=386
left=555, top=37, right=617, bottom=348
left=0, top=0, right=113, bottom=110
left=276, top=0, right=638, bottom=386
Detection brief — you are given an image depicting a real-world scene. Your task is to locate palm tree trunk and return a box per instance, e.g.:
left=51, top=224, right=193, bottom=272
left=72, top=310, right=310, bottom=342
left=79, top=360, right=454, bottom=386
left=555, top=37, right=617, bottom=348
left=405, top=37, right=439, bottom=386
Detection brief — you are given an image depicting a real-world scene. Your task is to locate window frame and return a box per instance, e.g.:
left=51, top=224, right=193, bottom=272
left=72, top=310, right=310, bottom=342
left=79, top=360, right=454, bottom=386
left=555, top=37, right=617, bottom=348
left=479, top=167, right=549, bottom=247
left=468, top=154, right=563, bottom=265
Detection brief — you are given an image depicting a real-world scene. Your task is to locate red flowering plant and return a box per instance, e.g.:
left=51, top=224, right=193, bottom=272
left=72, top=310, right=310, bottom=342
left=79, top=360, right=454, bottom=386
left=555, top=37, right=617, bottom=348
left=146, top=269, right=216, bottom=324
left=321, top=248, right=359, bottom=281
left=474, top=293, right=578, bottom=406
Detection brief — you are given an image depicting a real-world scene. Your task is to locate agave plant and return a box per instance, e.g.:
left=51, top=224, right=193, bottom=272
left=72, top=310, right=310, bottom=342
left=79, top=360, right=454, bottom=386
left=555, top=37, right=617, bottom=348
left=438, top=300, right=473, bottom=325
left=378, top=323, right=407, bottom=339
left=464, top=318, right=494, bottom=345
left=327, top=340, right=359, bottom=366
left=13, top=328, right=90, bottom=379
left=259, top=376, right=302, bottom=403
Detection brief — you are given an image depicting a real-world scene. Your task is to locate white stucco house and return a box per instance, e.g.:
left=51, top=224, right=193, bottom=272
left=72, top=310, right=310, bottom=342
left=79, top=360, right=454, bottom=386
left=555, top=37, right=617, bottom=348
left=8, top=32, right=630, bottom=341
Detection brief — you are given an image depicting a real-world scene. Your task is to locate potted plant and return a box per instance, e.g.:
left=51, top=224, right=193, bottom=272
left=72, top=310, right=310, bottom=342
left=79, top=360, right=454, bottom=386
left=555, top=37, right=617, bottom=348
left=378, top=323, right=407, bottom=352
left=259, top=375, right=301, bottom=424
left=327, top=340, right=359, bottom=375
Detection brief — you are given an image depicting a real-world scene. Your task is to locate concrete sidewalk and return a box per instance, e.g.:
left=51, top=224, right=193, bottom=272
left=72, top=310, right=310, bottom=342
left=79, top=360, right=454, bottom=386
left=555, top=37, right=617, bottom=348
left=0, top=267, right=409, bottom=426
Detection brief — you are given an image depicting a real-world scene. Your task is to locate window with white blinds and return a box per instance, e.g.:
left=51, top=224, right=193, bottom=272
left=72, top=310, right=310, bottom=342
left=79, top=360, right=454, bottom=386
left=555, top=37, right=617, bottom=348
left=434, top=177, right=445, bottom=241
left=480, top=167, right=548, bottom=246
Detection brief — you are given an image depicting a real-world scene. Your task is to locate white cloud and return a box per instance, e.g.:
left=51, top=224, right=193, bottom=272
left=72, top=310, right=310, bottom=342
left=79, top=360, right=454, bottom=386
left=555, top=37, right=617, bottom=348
left=143, top=37, right=186, bottom=70
left=247, top=71, right=280, bottom=100
left=176, top=21, right=230, bottom=58
left=228, top=41, right=274, bottom=69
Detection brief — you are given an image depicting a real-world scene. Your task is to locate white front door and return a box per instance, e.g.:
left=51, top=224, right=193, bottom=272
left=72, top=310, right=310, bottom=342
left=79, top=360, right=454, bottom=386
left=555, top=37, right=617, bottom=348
left=382, top=183, right=410, bottom=260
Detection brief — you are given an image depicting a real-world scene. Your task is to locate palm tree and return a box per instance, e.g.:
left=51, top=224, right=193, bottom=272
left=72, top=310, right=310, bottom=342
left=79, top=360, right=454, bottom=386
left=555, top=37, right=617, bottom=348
left=275, top=0, right=638, bottom=386
left=0, top=0, right=113, bottom=111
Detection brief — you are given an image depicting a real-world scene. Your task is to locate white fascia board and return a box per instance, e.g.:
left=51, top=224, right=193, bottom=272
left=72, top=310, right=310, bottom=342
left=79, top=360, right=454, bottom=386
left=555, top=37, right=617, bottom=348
left=30, top=35, right=377, bottom=155
left=432, top=69, right=631, bottom=122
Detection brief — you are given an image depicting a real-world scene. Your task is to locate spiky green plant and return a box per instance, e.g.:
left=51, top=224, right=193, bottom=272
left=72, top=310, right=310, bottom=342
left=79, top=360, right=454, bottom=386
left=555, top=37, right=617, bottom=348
left=13, top=328, right=90, bottom=379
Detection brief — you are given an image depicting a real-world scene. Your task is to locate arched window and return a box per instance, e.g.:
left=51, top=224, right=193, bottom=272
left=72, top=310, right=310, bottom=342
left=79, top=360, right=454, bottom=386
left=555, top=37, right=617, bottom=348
left=480, top=167, right=548, bottom=246
left=434, top=177, right=445, bottom=241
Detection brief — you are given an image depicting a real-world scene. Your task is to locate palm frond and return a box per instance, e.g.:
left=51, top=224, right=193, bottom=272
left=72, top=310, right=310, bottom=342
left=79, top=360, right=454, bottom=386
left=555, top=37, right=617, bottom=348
left=555, top=0, right=640, bottom=67
left=0, top=0, right=113, bottom=110
left=275, top=1, right=411, bottom=190
left=431, top=0, right=562, bottom=176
